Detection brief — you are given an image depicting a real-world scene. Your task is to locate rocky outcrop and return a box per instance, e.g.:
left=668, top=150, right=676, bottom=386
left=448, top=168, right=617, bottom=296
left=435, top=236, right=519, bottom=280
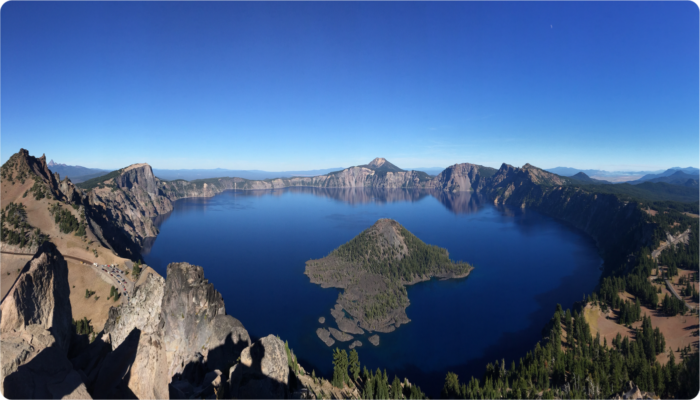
left=161, top=262, right=251, bottom=387
left=86, top=163, right=173, bottom=255
left=98, top=272, right=169, bottom=399
left=368, top=335, right=380, bottom=346
left=0, top=242, right=91, bottom=399
left=612, top=381, right=656, bottom=399
left=426, top=163, right=495, bottom=192
left=71, top=262, right=254, bottom=399
left=349, top=340, right=362, bottom=349
left=229, top=334, right=289, bottom=399
left=0, top=241, right=72, bottom=353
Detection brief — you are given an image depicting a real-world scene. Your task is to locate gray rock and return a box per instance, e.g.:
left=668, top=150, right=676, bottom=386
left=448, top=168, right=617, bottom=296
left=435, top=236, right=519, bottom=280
left=100, top=272, right=169, bottom=399
left=349, top=340, right=363, bottom=350
left=230, top=335, right=289, bottom=399
left=0, top=242, right=72, bottom=354
left=316, top=328, right=335, bottom=347
left=0, top=243, right=91, bottom=399
left=318, top=316, right=325, bottom=324
left=368, top=335, right=380, bottom=346
left=329, top=327, right=354, bottom=342
left=331, top=304, right=365, bottom=335
left=161, top=262, right=251, bottom=383
left=93, top=262, right=250, bottom=399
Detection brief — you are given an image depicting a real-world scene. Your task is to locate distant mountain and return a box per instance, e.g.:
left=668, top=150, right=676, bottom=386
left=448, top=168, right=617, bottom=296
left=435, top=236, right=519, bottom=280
left=546, top=166, right=665, bottom=178
left=546, top=167, right=605, bottom=177
left=408, top=167, right=445, bottom=176
left=46, top=160, right=108, bottom=182
left=152, top=167, right=345, bottom=181
left=568, top=172, right=611, bottom=184
left=629, top=167, right=700, bottom=185
left=357, top=157, right=405, bottom=174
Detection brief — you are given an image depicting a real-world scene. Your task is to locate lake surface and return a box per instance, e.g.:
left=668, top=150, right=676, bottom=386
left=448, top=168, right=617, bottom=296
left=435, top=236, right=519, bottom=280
left=142, top=187, right=602, bottom=396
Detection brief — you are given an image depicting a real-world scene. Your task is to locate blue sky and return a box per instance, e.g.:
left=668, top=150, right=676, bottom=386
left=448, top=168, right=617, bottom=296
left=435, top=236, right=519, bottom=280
left=2, top=1, right=698, bottom=171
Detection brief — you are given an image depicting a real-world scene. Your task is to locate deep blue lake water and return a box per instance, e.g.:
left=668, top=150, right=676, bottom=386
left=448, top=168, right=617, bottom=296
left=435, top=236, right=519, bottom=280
left=142, top=188, right=602, bottom=396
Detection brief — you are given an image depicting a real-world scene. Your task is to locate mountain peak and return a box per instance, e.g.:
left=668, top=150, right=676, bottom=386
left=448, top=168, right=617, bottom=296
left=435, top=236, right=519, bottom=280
left=360, top=158, right=405, bottom=174
left=368, top=158, right=387, bottom=168
left=48, top=159, right=56, bottom=167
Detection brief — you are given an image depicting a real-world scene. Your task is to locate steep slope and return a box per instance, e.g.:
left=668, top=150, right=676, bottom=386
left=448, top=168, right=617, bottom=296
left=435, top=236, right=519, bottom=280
left=482, top=163, right=652, bottom=270
left=306, top=219, right=472, bottom=334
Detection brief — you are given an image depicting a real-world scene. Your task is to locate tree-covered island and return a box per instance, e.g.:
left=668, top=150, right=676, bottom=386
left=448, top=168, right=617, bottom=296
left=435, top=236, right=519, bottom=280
left=305, top=218, right=473, bottom=336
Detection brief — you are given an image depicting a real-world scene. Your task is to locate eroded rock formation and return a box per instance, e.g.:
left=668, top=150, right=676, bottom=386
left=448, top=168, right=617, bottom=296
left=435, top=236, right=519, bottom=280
left=229, top=334, right=289, bottom=399
left=0, top=242, right=91, bottom=399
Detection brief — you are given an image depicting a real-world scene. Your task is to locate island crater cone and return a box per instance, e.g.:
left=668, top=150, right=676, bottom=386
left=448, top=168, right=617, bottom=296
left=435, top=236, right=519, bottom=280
left=305, top=218, right=473, bottom=336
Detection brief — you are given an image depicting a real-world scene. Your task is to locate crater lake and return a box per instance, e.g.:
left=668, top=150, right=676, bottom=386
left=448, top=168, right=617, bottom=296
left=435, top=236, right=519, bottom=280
left=141, top=187, right=602, bottom=396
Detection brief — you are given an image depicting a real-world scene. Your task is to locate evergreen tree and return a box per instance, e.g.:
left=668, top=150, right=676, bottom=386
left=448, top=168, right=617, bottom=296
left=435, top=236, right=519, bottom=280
left=349, top=349, right=361, bottom=383
left=332, top=348, right=349, bottom=388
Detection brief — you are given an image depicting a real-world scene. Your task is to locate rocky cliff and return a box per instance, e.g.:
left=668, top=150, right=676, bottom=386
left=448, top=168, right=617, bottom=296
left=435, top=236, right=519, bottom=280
left=480, top=163, right=652, bottom=269
left=0, top=242, right=91, bottom=399
left=71, top=259, right=287, bottom=399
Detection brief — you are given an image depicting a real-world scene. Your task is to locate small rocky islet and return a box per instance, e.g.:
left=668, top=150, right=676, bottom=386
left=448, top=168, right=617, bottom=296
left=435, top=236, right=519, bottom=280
left=306, top=218, right=473, bottom=347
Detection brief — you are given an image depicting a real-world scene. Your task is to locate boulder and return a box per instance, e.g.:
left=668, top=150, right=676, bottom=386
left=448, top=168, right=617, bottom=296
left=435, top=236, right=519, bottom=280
left=230, top=335, right=289, bottom=399
left=368, top=335, right=380, bottom=346
left=318, top=316, right=325, bottom=324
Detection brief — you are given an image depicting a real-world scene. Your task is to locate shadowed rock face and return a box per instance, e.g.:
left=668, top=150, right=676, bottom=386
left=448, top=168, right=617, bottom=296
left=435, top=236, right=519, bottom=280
left=85, top=262, right=253, bottom=399
left=101, top=272, right=169, bottom=399
left=229, top=334, right=289, bottom=399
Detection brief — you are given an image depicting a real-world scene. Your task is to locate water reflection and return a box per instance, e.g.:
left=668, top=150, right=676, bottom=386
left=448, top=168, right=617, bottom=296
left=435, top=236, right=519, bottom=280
left=142, top=188, right=488, bottom=254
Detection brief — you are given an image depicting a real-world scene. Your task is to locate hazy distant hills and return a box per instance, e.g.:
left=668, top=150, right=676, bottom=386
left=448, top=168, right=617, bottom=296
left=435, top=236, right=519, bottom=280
left=567, top=172, right=612, bottom=184
left=545, top=166, right=664, bottom=181
left=627, top=167, right=699, bottom=186
left=47, top=160, right=108, bottom=183
left=547, top=166, right=699, bottom=187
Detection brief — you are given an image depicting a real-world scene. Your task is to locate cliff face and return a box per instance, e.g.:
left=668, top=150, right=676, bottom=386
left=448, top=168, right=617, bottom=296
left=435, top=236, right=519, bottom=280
left=426, top=163, right=495, bottom=192
left=480, top=163, right=651, bottom=266
left=75, top=261, right=267, bottom=399
left=161, top=262, right=251, bottom=386
left=0, top=241, right=73, bottom=352
left=85, top=163, right=174, bottom=257
left=0, top=242, right=91, bottom=399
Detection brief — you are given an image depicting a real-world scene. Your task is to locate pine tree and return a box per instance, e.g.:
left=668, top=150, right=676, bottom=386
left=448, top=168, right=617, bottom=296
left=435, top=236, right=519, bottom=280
left=349, top=349, right=360, bottom=383
left=332, top=348, right=349, bottom=388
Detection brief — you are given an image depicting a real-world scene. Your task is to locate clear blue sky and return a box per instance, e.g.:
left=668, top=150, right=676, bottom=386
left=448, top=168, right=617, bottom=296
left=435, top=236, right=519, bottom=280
left=2, top=1, right=698, bottom=171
